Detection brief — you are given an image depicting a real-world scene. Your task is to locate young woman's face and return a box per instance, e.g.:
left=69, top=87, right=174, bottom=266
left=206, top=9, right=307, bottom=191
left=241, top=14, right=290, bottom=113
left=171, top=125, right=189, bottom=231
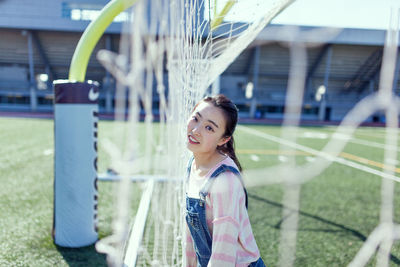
left=186, top=101, right=229, bottom=154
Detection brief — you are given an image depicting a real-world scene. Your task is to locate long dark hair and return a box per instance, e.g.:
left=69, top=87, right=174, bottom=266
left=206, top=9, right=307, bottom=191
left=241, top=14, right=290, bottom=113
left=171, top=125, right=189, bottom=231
left=200, top=94, right=242, bottom=172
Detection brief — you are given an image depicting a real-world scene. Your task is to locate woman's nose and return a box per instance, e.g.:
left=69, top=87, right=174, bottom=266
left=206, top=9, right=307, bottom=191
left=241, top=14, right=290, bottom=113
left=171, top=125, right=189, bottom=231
left=192, top=125, right=200, bottom=135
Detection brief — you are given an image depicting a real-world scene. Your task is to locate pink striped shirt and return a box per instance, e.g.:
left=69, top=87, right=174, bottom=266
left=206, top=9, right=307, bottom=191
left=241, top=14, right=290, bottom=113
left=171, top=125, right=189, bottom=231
left=185, top=157, right=260, bottom=267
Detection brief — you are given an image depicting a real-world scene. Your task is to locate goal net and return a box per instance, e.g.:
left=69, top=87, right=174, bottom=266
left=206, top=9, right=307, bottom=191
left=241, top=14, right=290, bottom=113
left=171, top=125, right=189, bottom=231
left=94, top=0, right=400, bottom=266
left=94, top=0, right=294, bottom=265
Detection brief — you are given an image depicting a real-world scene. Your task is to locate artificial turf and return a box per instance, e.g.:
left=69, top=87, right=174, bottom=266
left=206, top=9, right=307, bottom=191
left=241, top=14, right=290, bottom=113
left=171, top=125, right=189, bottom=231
left=1, top=117, right=400, bottom=266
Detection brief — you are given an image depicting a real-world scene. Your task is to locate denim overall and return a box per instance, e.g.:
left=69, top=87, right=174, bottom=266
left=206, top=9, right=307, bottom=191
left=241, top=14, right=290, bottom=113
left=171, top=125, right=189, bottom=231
left=185, top=158, right=266, bottom=267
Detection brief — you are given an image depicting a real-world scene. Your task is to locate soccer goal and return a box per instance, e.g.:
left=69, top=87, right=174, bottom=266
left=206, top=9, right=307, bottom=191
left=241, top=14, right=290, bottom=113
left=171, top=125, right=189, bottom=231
left=53, top=0, right=400, bottom=266
left=92, top=0, right=297, bottom=265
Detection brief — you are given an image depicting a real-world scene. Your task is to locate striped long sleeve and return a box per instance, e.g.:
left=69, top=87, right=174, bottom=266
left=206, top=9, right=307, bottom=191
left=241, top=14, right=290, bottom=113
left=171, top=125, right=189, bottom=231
left=207, top=172, right=260, bottom=267
left=185, top=222, right=198, bottom=267
left=184, top=157, right=260, bottom=267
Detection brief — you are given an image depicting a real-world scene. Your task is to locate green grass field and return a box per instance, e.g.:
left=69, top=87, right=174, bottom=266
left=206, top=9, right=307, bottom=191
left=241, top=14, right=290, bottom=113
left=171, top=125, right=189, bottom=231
left=1, top=117, right=400, bottom=266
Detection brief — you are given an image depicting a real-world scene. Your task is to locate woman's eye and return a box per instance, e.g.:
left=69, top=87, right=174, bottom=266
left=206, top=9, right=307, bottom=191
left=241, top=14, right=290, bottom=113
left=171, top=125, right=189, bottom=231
left=192, top=116, right=198, bottom=122
left=206, top=125, right=214, bottom=131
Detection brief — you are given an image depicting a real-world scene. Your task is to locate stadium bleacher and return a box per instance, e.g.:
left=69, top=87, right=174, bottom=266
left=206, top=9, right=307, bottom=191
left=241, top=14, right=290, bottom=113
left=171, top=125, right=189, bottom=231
left=0, top=0, right=397, bottom=123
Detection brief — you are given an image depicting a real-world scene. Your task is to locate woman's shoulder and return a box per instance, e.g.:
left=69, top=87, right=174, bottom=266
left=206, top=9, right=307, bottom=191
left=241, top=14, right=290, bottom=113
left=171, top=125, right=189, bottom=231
left=222, top=156, right=238, bottom=168
left=209, top=170, right=243, bottom=195
left=210, top=156, right=239, bottom=174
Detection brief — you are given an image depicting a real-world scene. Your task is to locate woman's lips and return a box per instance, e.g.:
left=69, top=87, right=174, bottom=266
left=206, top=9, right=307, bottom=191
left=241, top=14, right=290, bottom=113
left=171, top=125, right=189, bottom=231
left=188, top=135, right=200, bottom=144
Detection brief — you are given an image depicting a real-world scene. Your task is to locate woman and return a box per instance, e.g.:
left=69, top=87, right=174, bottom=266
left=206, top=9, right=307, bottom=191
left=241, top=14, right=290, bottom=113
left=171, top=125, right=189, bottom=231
left=185, top=94, right=265, bottom=267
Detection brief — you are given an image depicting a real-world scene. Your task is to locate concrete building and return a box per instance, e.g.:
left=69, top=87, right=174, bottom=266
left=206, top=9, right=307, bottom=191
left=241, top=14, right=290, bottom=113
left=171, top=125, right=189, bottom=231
left=0, top=0, right=397, bottom=122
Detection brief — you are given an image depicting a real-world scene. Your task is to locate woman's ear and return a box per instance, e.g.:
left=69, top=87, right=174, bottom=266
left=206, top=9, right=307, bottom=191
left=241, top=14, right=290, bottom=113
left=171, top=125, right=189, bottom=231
left=218, top=136, right=231, bottom=147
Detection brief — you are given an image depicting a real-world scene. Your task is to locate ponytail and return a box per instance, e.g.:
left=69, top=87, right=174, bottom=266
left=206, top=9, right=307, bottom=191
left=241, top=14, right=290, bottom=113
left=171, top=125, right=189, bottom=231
left=202, top=94, right=242, bottom=172
left=218, top=136, right=242, bottom=172
left=218, top=135, right=247, bottom=208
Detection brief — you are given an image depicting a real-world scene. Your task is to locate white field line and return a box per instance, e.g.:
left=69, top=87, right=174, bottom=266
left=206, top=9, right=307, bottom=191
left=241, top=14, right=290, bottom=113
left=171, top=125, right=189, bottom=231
left=317, top=130, right=399, bottom=152
left=123, top=179, right=155, bottom=267
left=349, top=129, right=391, bottom=139
left=238, top=126, right=400, bottom=183
left=336, top=135, right=389, bottom=150
left=344, top=136, right=399, bottom=152
left=301, top=128, right=398, bottom=154
left=318, top=128, right=400, bottom=150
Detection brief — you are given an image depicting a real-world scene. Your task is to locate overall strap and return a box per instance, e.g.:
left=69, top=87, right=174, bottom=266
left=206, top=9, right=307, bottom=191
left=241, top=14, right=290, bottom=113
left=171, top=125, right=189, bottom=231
left=186, top=156, right=195, bottom=182
left=200, top=164, right=248, bottom=209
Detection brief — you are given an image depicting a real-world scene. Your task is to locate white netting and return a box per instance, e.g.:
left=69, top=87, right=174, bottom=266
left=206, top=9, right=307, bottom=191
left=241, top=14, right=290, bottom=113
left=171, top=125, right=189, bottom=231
left=94, top=0, right=400, bottom=266
left=95, top=0, right=294, bottom=266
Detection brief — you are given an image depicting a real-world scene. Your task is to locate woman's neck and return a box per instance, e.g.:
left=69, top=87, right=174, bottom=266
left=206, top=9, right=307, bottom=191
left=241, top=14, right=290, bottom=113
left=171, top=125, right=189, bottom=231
left=192, top=151, right=227, bottom=176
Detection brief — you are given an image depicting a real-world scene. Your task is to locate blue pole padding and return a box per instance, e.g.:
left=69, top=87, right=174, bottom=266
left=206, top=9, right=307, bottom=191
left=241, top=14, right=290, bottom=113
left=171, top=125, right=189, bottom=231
left=52, top=80, right=99, bottom=247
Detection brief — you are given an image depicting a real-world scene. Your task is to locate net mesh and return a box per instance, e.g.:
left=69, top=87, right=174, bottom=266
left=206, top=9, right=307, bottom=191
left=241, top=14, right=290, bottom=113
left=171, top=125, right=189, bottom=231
left=94, top=0, right=400, bottom=266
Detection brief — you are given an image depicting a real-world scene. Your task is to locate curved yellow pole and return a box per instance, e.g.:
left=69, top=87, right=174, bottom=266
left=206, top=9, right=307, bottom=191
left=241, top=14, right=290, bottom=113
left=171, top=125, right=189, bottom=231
left=210, top=0, right=235, bottom=31
left=69, top=0, right=139, bottom=82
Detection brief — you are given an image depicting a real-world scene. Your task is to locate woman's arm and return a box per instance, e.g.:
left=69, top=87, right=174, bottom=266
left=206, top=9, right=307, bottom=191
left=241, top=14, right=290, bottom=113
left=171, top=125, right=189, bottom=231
left=208, top=173, right=245, bottom=266
left=185, top=222, right=198, bottom=267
